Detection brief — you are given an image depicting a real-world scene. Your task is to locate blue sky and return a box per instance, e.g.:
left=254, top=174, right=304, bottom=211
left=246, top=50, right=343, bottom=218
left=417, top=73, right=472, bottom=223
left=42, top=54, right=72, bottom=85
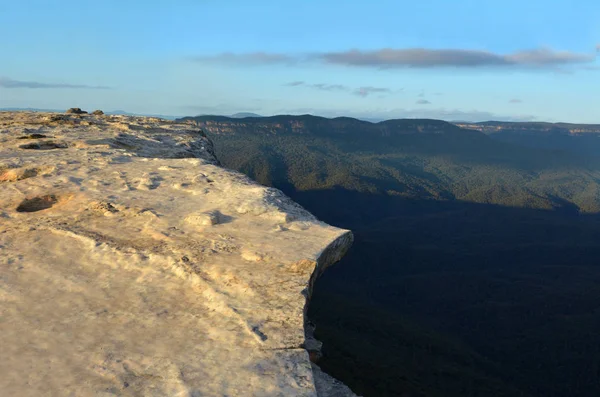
left=1, top=0, right=599, bottom=122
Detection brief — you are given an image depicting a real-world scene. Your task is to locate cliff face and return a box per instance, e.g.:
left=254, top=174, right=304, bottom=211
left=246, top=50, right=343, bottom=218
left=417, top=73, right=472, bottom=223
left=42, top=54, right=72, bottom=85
left=455, top=121, right=600, bottom=135
left=0, top=112, right=354, bottom=396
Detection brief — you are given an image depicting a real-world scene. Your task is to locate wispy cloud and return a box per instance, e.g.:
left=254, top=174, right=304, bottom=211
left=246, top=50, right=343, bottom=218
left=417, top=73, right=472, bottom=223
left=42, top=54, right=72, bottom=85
left=416, top=99, right=431, bottom=105
left=285, top=81, right=349, bottom=92
left=194, top=47, right=598, bottom=71
left=509, top=98, right=523, bottom=104
left=353, top=86, right=393, bottom=97
left=319, top=48, right=596, bottom=69
left=0, top=77, right=110, bottom=89
left=311, top=83, right=349, bottom=92
left=192, top=52, right=298, bottom=65
left=284, top=81, right=394, bottom=97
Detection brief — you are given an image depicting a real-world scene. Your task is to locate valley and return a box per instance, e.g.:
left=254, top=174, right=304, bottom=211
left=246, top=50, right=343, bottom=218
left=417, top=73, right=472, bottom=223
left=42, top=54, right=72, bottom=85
left=180, top=114, right=600, bottom=397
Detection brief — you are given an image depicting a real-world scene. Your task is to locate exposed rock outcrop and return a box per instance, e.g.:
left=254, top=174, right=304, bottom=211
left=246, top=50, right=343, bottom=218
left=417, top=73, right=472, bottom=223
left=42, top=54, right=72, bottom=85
left=66, top=107, right=88, bottom=114
left=312, top=364, right=360, bottom=397
left=454, top=121, right=600, bottom=135
left=0, top=112, right=355, bottom=396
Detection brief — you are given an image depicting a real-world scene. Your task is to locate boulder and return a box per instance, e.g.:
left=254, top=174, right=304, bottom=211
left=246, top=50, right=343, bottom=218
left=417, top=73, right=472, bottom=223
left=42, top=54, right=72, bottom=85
left=66, top=107, right=87, bottom=114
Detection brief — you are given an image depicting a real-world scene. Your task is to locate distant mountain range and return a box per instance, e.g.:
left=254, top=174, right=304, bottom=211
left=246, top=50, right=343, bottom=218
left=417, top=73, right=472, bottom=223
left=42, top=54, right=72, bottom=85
left=181, top=113, right=600, bottom=159
left=4, top=107, right=599, bottom=128
left=0, top=107, right=63, bottom=113
left=182, top=114, right=479, bottom=137
left=179, top=114, right=600, bottom=210
left=106, top=110, right=178, bottom=120
left=230, top=112, right=263, bottom=118
left=0, top=108, right=178, bottom=120
left=455, top=121, right=600, bottom=135
left=227, top=112, right=383, bottom=123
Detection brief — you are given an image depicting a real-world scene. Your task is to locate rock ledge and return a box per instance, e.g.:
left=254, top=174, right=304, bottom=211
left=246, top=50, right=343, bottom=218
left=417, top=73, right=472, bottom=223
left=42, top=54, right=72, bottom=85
left=0, top=112, right=355, bottom=396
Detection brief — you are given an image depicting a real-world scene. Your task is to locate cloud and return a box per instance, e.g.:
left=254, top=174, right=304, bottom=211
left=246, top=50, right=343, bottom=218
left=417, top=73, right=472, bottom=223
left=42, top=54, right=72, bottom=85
left=416, top=99, right=431, bottom=105
left=192, top=52, right=297, bottom=65
left=285, top=81, right=350, bottom=91
left=284, top=81, right=394, bottom=97
left=196, top=46, right=597, bottom=71
left=353, top=86, right=393, bottom=97
left=319, top=48, right=596, bottom=69
left=0, top=77, right=110, bottom=89
left=311, top=83, right=349, bottom=92
left=509, top=98, right=523, bottom=104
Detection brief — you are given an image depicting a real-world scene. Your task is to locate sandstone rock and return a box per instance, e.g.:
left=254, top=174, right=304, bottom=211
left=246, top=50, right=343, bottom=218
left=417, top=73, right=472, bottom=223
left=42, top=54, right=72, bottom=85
left=66, top=107, right=87, bottom=114
left=0, top=112, right=354, bottom=397
left=185, top=210, right=222, bottom=226
left=313, top=364, right=361, bottom=397
left=92, top=109, right=104, bottom=115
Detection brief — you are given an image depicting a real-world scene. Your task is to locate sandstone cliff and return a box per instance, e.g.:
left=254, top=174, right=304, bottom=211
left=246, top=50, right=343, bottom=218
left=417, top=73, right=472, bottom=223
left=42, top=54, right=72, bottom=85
left=0, top=112, right=355, bottom=396
left=454, top=121, right=600, bottom=135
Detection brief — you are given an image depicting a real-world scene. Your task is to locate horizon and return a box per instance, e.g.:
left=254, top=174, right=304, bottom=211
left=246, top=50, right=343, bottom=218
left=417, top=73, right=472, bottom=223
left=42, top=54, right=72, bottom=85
left=3, top=107, right=600, bottom=126
left=1, top=0, right=599, bottom=123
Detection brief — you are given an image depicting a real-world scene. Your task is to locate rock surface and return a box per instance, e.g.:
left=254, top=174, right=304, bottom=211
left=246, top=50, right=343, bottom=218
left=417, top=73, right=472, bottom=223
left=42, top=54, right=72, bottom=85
left=312, top=365, right=360, bottom=397
left=66, top=107, right=88, bottom=114
left=0, top=112, right=355, bottom=396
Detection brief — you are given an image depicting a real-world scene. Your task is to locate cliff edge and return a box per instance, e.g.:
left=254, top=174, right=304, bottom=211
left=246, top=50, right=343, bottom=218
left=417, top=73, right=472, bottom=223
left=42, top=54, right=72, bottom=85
left=0, top=112, right=354, bottom=396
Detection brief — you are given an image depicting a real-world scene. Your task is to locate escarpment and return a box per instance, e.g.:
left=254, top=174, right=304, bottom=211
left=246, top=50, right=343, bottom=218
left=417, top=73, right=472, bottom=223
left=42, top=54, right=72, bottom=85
left=0, top=111, right=355, bottom=396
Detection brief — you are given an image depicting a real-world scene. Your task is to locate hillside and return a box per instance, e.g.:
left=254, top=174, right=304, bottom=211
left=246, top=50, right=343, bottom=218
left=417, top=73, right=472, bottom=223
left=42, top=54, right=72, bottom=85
left=456, top=121, right=600, bottom=157
left=180, top=114, right=600, bottom=397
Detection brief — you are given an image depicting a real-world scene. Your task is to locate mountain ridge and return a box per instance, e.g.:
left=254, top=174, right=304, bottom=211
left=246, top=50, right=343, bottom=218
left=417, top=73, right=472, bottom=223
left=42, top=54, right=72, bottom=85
left=456, top=120, right=600, bottom=135
left=179, top=114, right=482, bottom=139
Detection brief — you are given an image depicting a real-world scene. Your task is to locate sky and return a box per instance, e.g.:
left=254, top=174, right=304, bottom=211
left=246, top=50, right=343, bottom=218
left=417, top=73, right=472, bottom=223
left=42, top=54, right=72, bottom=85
left=1, top=0, right=599, bottom=122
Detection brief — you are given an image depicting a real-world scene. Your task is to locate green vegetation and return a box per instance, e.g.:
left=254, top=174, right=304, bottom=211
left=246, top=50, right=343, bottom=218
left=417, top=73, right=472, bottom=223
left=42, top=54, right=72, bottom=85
left=183, top=115, right=600, bottom=213
left=180, top=115, right=600, bottom=397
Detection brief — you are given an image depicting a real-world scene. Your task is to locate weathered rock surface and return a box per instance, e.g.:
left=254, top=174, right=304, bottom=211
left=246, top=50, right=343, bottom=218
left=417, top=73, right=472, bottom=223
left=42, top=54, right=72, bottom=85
left=0, top=112, right=354, bottom=396
left=312, top=364, right=360, bottom=397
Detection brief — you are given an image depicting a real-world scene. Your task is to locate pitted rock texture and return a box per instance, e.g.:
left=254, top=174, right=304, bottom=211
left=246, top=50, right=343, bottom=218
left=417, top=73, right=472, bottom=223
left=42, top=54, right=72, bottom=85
left=0, top=112, right=354, bottom=396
